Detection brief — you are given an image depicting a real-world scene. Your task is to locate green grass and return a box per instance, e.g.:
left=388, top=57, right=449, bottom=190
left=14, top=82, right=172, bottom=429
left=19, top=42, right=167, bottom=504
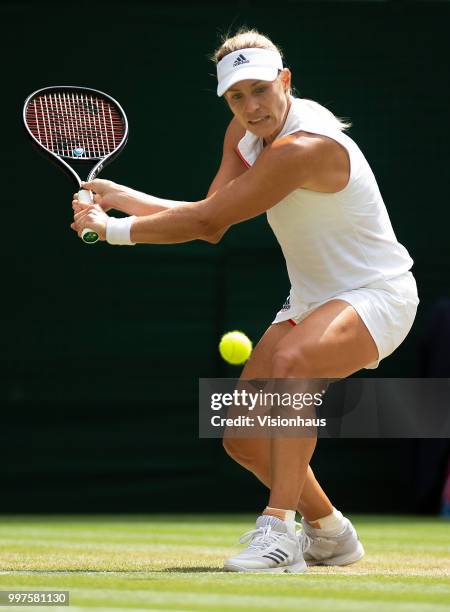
left=0, top=515, right=449, bottom=611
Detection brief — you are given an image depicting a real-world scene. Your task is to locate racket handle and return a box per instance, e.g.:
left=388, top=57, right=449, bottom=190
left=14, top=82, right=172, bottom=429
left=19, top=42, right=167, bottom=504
left=78, top=189, right=99, bottom=244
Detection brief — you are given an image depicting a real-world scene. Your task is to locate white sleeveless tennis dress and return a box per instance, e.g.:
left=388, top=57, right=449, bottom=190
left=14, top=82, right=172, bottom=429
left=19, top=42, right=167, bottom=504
left=236, top=97, right=419, bottom=368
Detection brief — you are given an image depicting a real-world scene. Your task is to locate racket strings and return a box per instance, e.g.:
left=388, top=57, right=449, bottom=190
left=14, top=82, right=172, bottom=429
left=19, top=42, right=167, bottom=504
left=25, top=92, right=125, bottom=159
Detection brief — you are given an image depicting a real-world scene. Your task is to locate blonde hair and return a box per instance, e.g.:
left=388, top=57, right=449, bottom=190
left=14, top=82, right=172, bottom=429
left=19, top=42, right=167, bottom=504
left=211, top=27, right=352, bottom=132
left=211, top=27, right=283, bottom=64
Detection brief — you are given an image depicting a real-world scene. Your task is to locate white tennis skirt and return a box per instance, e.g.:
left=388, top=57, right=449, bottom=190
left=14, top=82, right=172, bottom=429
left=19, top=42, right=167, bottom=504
left=272, top=271, right=419, bottom=369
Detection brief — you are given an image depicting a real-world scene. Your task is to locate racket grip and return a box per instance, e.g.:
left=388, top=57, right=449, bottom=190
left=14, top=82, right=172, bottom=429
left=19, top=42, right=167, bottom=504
left=78, top=189, right=99, bottom=244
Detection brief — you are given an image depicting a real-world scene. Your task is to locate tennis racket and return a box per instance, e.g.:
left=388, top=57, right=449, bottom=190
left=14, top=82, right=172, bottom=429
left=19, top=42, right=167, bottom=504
left=23, top=85, right=128, bottom=244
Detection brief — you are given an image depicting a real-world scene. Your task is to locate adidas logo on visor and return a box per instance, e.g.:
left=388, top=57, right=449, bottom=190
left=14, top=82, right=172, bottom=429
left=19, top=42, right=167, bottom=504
left=233, top=54, right=250, bottom=67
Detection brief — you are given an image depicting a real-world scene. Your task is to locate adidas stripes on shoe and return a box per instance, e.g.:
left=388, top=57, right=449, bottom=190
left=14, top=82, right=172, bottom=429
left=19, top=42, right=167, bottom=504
left=224, top=514, right=308, bottom=573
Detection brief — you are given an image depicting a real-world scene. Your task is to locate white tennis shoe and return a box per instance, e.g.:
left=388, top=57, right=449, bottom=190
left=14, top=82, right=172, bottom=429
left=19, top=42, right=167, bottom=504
left=299, top=516, right=365, bottom=566
left=224, top=515, right=308, bottom=573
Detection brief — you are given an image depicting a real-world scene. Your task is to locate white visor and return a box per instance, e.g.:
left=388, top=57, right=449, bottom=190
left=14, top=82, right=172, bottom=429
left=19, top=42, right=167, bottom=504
left=217, top=48, right=283, bottom=97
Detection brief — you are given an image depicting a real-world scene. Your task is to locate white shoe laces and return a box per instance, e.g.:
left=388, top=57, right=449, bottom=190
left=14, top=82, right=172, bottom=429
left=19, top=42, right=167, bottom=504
left=239, top=524, right=281, bottom=550
left=298, top=528, right=313, bottom=553
left=239, top=521, right=307, bottom=551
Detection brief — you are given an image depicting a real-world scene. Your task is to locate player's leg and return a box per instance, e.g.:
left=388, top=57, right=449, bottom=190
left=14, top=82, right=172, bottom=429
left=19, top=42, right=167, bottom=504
left=224, top=300, right=373, bottom=571
left=223, top=320, right=333, bottom=520
left=223, top=320, right=335, bottom=572
left=271, top=299, right=379, bottom=379
left=265, top=299, right=376, bottom=565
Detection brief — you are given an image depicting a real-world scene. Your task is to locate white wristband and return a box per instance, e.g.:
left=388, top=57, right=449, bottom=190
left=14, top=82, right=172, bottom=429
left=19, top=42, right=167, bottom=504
left=106, top=216, right=136, bottom=245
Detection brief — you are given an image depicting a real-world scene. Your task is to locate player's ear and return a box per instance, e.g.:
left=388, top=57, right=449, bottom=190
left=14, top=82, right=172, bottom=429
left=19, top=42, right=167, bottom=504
left=279, top=68, right=291, bottom=93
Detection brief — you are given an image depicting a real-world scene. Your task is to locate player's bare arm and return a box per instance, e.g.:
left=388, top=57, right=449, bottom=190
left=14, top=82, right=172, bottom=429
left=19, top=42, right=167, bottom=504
left=72, top=116, right=248, bottom=242
left=72, top=134, right=348, bottom=243
left=208, top=117, right=248, bottom=192
left=203, top=116, right=247, bottom=242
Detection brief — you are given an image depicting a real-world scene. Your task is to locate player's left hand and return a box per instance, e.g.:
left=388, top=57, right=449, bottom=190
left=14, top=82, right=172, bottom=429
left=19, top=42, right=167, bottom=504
left=71, top=202, right=108, bottom=241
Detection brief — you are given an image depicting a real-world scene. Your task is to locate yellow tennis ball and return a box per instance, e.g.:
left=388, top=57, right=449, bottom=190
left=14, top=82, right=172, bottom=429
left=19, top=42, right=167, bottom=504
left=219, top=331, right=253, bottom=365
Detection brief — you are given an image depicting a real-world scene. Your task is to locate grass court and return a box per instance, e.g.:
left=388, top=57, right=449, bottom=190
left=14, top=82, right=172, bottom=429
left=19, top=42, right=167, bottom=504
left=0, top=514, right=448, bottom=611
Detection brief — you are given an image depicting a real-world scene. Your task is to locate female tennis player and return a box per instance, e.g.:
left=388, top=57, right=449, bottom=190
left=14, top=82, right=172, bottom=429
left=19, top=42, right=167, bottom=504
left=72, top=29, right=419, bottom=573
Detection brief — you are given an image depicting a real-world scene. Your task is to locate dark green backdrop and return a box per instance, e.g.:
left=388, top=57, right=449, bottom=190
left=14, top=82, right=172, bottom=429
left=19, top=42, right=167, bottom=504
left=2, top=1, right=449, bottom=513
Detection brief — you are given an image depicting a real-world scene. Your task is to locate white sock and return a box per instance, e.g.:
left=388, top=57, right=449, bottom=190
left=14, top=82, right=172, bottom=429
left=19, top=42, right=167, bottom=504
left=306, top=508, right=346, bottom=535
left=263, top=507, right=296, bottom=525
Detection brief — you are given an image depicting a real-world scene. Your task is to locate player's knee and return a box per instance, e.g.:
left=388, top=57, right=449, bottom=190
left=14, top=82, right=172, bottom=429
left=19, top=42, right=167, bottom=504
left=271, top=350, right=294, bottom=377
left=271, top=346, right=314, bottom=378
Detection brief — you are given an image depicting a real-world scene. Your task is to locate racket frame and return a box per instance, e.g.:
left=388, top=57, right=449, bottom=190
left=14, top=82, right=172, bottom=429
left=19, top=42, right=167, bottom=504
left=22, top=85, right=129, bottom=189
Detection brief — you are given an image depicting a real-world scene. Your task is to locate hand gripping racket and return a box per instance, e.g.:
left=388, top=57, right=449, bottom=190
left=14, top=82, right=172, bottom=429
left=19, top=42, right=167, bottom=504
left=23, top=86, right=128, bottom=243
